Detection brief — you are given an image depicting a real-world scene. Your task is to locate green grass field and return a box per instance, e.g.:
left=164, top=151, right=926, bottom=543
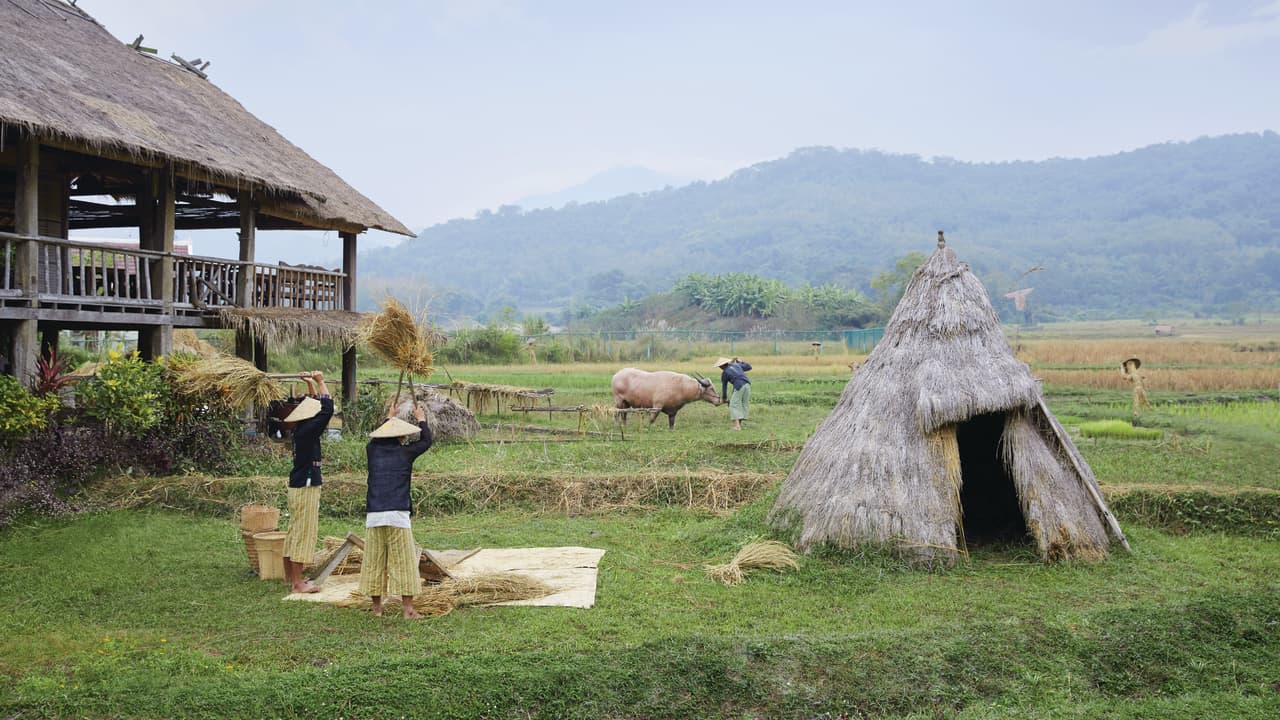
left=2, top=357, right=1279, bottom=719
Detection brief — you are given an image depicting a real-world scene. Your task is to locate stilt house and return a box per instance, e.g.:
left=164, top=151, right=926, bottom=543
left=0, top=0, right=413, bottom=400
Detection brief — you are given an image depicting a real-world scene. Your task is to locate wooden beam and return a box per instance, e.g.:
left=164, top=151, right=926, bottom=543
left=14, top=138, right=39, bottom=283
left=341, top=230, right=358, bottom=404
left=258, top=194, right=364, bottom=235
left=10, top=137, right=39, bottom=381
left=238, top=195, right=256, bottom=308
left=138, top=164, right=174, bottom=359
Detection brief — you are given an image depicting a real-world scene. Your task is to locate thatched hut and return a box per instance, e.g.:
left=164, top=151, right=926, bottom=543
left=769, top=233, right=1128, bottom=565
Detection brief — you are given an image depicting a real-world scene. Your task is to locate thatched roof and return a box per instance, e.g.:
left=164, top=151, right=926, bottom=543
left=216, top=307, right=367, bottom=348
left=770, top=237, right=1127, bottom=565
left=0, top=0, right=412, bottom=236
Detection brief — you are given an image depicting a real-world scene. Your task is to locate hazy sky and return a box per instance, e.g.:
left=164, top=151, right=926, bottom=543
left=82, top=0, right=1280, bottom=238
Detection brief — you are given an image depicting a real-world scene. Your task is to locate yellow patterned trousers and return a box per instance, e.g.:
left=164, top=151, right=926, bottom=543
left=358, top=526, right=421, bottom=597
left=282, top=486, right=321, bottom=562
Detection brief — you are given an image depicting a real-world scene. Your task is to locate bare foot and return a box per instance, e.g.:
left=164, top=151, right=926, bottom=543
left=291, top=582, right=320, bottom=594
left=401, top=596, right=421, bottom=619
left=371, top=600, right=384, bottom=617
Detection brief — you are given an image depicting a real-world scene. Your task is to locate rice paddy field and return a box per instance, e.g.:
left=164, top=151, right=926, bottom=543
left=2, top=322, right=1279, bottom=719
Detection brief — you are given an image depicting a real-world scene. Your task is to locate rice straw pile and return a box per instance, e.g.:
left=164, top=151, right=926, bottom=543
left=308, top=536, right=364, bottom=575
left=705, top=540, right=800, bottom=586
left=173, top=355, right=285, bottom=408
left=336, top=572, right=553, bottom=616
left=358, top=297, right=436, bottom=379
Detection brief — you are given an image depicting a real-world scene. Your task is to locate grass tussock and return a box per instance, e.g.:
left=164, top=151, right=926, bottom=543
left=1110, top=488, right=1280, bottom=537
left=1080, top=420, right=1164, bottom=440
left=1085, top=417, right=1167, bottom=440
left=336, top=572, right=553, bottom=616
left=704, top=540, right=800, bottom=585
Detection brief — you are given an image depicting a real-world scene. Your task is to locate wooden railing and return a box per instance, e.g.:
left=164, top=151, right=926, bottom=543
left=33, top=236, right=163, bottom=304
left=0, top=232, right=345, bottom=311
left=175, top=256, right=242, bottom=308
left=252, top=262, right=344, bottom=310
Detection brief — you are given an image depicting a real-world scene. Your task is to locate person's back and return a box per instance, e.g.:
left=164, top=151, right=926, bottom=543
left=716, top=357, right=752, bottom=430
left=360, top=407, right=433, bottom=619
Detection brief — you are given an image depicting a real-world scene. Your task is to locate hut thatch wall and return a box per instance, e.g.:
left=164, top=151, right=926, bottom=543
left=769, top=239, right=1126, bottom=565
left=216, top=308, right=365, bottom=349
left=0, top=0, right=411, bottom=236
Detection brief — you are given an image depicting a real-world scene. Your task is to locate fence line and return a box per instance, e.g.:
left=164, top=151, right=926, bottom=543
left=524, top=328, right=884, bottom=356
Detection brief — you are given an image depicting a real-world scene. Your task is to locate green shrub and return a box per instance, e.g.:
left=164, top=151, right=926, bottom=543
left=0, top=375, right=59, bottom=439
left=344, top=383, right=392, bottom=436
left=1079, top=419, right=1163, bottom=440
left=76, top=350, right=167, bottom=435
left=437, top=324, right=522, bottom=364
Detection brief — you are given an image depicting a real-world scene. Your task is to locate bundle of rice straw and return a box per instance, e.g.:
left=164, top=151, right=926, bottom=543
left=704, top=540, right=800, bottom=586
left=358, top=297, right=436, bottom=379
left=336, top=572, right=553, bottom=616
left=173, top=355, right=285, bottom=408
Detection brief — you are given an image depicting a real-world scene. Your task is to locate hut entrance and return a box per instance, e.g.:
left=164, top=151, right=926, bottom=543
left=956, top=412, right=1028, bottom=544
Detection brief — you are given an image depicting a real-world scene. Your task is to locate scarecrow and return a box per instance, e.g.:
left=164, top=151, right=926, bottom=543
left=280, top=370, right=333, bottom=593
left=1120, top=357, right=1150, bottom=418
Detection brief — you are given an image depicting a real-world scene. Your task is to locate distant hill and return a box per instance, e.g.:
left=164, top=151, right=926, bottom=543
left=515, top=166, right=689, bottom=211
left=362, top=133, right=1280, bottom=321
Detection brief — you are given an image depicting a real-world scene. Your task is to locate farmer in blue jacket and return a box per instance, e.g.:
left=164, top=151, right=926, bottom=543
left=716, top=357, right=752, bottom=431
left=359, top=405, right=433, bottom=619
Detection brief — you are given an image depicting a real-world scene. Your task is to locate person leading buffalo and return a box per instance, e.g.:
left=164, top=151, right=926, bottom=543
left=716, top=357, right=752, bottom=431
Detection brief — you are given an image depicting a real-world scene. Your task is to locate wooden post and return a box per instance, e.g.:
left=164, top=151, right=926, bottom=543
left=137, top=164, right=175, bottom=360
left=253, top=336, right=268, bottom=373
left=39, top=325, right=60, bottom=363
left=237, top=194, right=256, bottom=310
left=10, top=136, right=40, bottom=382
left=340, top=230, right=358, bottom=405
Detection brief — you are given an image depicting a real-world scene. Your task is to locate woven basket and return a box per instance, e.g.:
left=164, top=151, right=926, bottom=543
left=242, top=529, right=268, bottom=574
left=240, top=504, right=280, bottom=532
left=253, top=531, right=288, bottom=580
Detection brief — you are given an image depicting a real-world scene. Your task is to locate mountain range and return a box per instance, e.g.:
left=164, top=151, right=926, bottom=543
left=361, top=132, right=1280, bottom=322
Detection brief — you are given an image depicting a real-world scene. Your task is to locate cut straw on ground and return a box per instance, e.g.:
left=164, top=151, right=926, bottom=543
left=335, top=572, right=553, bottom=616
left=704, top=540, right=800, bottom=585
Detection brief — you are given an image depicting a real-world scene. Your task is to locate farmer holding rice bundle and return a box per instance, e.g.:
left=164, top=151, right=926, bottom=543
left=360, top=405, right=434, bottom=619
left=281, top=371, right=333, bottom=593
left=716, top=357, right=752, bottom=431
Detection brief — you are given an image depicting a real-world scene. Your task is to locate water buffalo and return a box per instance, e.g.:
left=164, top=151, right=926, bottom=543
left=610, top=368, right=721, bottom=429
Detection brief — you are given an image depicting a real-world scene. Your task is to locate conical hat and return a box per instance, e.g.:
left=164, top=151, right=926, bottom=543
left=369, top=416, right=421, bottom=439
left=282, top=396, right=321, bottom=423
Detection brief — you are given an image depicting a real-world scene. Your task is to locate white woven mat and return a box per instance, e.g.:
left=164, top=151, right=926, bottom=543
left=283, top=546, right=606, bottom=609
